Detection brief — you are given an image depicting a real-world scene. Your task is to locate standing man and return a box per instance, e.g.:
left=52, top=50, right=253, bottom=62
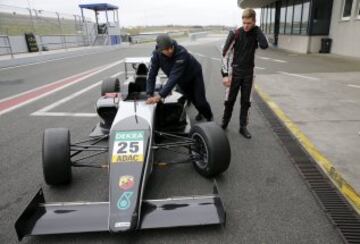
left=221, top=8, right=268, bottom=139
left=146, top=34, right=213, bottom=122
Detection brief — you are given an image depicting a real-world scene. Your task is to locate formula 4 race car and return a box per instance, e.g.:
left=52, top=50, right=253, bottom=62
left=15, top=57, right=231, bottom=240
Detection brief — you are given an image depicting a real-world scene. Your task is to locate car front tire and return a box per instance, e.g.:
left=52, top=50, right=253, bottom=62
left=42, top=128, right=72, bottom=185
left=190, top=122, right=231, bottom=177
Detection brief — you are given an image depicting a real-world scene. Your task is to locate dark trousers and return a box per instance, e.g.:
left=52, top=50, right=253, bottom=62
left=222, top=75, right=253, bottom=127
left=182, top=71, right=213, bottom=120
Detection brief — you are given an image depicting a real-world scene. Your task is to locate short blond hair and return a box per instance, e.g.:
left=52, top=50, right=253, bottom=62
left=242, top=8, right=256, bottom=21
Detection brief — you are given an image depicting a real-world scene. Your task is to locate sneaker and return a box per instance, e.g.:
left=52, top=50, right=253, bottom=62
left=195, top=113, right=203, bottom=121
left=221, top=121, right=228, bottom=130
left=206, top=116, right=214, bottom=122
left=239, top=127, right=252, bottom=139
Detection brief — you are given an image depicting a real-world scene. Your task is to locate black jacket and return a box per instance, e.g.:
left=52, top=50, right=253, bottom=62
left=221, top=26, right=268, bottom=77
left=146, top=41, right=202, bottom=98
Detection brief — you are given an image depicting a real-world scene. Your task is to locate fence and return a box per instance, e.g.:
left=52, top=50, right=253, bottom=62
left=0, top=3, right=95, bottom=55
left=0, top=35, right=13, bottom=57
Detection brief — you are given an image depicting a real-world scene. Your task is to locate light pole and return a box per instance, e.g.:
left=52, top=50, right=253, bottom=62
left=25, top=0, right=35, bottom=32
left=56, top=12, right=67, bottom=49
left=33, top=9, right=44, bottom=53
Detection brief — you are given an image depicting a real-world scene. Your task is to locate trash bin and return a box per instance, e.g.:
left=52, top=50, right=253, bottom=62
left=319, top=38, right=332, bottom=53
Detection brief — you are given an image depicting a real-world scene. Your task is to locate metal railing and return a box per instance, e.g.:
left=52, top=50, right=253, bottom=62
left=0, top=35, right=13, bottom=57
left=0, top=4, right=88, bottom=35
left=39, top=34, right=86, bottom=50
left=0, top=3, right=95, bottom=56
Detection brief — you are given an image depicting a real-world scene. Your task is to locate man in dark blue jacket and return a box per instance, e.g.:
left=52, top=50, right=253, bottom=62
left=146, top=34, right=213, bottom=121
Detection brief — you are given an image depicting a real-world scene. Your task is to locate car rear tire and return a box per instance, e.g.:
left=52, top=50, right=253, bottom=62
left=42, top=128, right=72, bottom=185
left=101, top=77, right=120, bottom=96
left=190, top=122, right=231, bottom=178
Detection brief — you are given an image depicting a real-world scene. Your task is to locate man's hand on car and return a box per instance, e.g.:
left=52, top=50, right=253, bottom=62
left=146, top=95, right=161, bottom=104
left=223, top=76, right=232, bottom=87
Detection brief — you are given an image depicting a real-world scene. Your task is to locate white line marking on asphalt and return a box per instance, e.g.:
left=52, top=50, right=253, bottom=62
left=0, top=60, right=124, bottom=116
left=278, top=71, right=320, bottom=81
left=32, top=112, right=98, bottom=117
left=31, top=72, right=124, bottom=117
left=271, top=58, right=287, bottom=63
left=257, top=56, right=287, bottom=63
left=194, top=53, right=206, bottom=57
left=347, top=84, right=360, bottom=89
left=31, top=81, right=102, bottom=117
left=0, top=68, right=97, bottom=104
left=111, top=71, right=124, bottom=78
left=188, top=52, right=268, bottom=70
left=0, top=48, right=120, bottom=71
left=191, top=52, right=222, bottom=62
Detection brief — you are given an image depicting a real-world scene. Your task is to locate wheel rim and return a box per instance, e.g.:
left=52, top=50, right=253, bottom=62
left=191, top=132, right=209, bottom=169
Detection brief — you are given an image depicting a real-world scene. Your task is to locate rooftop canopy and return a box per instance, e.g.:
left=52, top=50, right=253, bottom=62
left=79, top=3, right=118, bottom=11
left=238, top=0, right=277, bottom=8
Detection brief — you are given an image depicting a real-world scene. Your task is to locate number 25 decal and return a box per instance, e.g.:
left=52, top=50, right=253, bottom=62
left=117, top=142, right=139, bottom=154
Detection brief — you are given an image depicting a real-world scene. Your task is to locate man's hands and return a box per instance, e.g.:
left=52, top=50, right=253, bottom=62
left=146, top=95, right=162, bottom=104
left=223, top=76, right=232, bottom=87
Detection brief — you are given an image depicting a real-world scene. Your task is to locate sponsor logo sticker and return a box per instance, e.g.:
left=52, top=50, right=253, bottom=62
left=112, top=131, right=144, bottom=163
left=117, top=191, right=133, bottom=210
left=119, top=175, right=135, bottom=190
left=114, top=222, right=131, bottom=228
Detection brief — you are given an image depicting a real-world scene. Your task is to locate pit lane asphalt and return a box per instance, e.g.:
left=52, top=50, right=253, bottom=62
left=0, top=41, right=343, bottom=243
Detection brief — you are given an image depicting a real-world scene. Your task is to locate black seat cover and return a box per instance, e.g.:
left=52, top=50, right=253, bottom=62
left=134, top=63, right=148, bottom=92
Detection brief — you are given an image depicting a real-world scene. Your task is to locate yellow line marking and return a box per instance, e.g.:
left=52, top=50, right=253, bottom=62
left=255, top=84, right=360, bottom=214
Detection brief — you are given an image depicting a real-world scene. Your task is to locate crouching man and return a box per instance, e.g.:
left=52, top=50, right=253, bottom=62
left=221, top=8, right=268, bottom=139
left=146, top=34, right=213, bottom=122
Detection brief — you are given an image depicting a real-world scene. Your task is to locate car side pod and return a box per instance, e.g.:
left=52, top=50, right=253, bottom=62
left=14, top=183, right=226, bottom=241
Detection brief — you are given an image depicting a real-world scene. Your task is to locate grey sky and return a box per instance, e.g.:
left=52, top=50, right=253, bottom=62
left=0, top=0, right=257, bottom=26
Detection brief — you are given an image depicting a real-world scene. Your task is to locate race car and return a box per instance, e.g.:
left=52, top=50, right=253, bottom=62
left=15, top=57, right=231, bottom=241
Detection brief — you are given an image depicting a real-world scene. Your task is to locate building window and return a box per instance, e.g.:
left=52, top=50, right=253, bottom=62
left=268, top=4, right=272, bottom=34
left=264, top=6, right=267, bottom=33
left=262, top=6, right=265, bottom=33
left=285, top=0, right=294, bottom=34
left=260, top=8, right=262, bottom=30
left=301, top=0, right=310, bottom=34
left=293, top=0, right=303, bottom=34
left=280, top=1, right=287, bottom=34
left=267, top=5, right=272, bottom=33
left=270, top=3, right=276, bottom=34
left=342, top=0, right=354, bottom=20
left=260, top=7, right=264, bottom=31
